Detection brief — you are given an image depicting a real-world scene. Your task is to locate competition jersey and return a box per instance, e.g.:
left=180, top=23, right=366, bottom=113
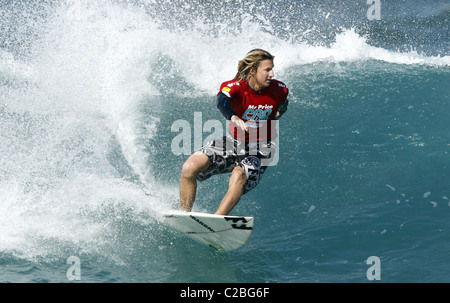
left=218, top=78, right=289, bottom=142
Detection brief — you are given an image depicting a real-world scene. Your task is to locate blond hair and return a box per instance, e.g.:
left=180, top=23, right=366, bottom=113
left=234, top=49, right=274, bottom=81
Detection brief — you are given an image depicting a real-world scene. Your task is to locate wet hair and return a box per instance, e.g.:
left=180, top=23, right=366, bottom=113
left=234, top=49, right=274, bottom=81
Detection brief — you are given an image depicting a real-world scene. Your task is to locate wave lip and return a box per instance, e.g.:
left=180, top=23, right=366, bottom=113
left=330, top=29, right=450, bottom=66
left=275, top=29, right=450, bottom=71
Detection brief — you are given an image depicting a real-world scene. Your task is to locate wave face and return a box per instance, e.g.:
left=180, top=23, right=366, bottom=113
left=1, top=0, right=449, bottom=282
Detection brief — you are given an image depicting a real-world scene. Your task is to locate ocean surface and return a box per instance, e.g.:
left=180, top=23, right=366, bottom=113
left=1, top=0, right=449, bottom=283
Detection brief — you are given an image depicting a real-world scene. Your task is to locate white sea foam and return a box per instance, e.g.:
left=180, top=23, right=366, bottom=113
left=0, top=2, right=176, bottom=260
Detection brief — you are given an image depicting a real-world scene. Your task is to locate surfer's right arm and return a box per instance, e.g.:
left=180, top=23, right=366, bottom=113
left=216, top=92, right=248, bottom=132
left=216, top=92, right=236, bottom=120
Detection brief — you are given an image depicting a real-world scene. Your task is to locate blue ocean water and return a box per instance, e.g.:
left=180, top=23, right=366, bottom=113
left=0, top=0, right=449, bottom=283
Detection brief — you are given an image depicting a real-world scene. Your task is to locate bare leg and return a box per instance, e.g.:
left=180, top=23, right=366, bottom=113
left=214, top=166, right=247, bottom=215
left=179, top=152, right=210, bottom=212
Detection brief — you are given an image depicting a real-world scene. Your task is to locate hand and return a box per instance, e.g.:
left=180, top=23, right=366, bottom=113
left=231, top=115, right=249, bottom=132
left=275, top=110, right=282, bottom=119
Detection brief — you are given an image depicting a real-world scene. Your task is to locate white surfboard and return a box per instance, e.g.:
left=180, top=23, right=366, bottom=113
left=164, top=210, right=254, bottom=251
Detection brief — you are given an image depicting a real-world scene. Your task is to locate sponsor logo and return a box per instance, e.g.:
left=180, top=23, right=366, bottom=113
left=224, top=217, right=253, bottom=230
left=243, top=104, right=273, bottom=121
left=190, top=215, right=215, bottom=232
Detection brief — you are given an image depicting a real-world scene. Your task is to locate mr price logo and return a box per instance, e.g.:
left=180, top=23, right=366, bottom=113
left=243, top=104, right=273, bottom=121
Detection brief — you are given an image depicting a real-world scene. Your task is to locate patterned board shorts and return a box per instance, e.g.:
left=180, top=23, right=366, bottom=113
left=196, top=135, right=277, bottom=195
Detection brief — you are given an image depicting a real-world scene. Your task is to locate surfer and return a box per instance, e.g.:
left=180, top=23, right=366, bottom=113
left=179, top=49, right=289, bottom=215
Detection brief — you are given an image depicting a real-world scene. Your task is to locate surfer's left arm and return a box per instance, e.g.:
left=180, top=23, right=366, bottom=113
left=275, top=99, right=289, bottom=119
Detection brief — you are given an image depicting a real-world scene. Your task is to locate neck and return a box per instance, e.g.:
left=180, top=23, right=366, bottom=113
left=247, top=78, right=264, bottom=92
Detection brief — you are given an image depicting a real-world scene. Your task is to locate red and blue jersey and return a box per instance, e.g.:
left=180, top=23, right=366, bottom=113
left=217, top=78, right=289, bottom=142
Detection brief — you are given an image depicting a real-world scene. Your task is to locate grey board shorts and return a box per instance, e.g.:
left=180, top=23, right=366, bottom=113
left=196, top=135, right=276, bottom=195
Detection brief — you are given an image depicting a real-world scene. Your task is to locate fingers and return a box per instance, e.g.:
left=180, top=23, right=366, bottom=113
left=235, top=119, right=249, bottom=132
left=231, top=115, right=248, bottom=132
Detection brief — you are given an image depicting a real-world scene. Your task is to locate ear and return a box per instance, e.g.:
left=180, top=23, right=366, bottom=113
left=248, top=66, right=256, bottom=77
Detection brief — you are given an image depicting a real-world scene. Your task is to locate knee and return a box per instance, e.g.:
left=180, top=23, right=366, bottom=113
left=181, top=160, right=199, bottom=179
left=181, top=153, right=208, bottom=179
left=230, top=167, right=247, bottom=186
